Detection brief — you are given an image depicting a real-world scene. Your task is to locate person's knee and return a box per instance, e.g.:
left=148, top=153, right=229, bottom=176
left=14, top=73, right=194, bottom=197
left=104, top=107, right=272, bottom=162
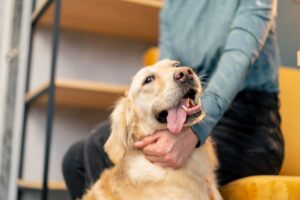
left=62, top=141, right=84, bottom=178
left=89, top=120, right=111, bottom=146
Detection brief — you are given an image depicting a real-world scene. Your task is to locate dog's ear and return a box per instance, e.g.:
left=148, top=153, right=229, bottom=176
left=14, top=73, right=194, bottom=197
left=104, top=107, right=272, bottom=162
left=104, top=97, right=133, bottom=164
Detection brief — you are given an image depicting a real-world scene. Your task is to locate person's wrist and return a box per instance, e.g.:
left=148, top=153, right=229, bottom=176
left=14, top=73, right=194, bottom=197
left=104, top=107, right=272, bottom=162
left=186, top=128, right=200, bottom=148
left=189, top=127, right=201, bottom=148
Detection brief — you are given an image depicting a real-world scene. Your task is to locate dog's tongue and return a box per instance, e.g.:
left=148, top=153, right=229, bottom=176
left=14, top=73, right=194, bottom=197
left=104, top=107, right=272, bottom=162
left=167, top=99, right=189, bottom=134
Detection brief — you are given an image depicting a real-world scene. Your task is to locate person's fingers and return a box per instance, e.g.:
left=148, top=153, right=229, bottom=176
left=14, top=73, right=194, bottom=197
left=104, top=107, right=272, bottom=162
left=142, top=142, right=167, bottom=156
left=134, top=137, right=156, bottom=149
left=134, top=133, right=161, bottom=149
left=144, top=155, right=165, bottom=163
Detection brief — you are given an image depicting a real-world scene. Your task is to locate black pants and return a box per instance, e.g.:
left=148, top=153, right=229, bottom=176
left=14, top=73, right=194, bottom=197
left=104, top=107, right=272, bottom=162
left=62, top=90, right=284, bottom=200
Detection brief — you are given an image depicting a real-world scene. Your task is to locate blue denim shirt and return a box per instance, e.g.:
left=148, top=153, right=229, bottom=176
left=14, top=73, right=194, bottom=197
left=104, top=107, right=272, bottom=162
left=159, top=0, right=280, bottom=145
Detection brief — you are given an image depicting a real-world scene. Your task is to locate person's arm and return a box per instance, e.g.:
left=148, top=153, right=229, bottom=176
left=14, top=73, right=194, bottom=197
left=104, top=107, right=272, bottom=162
left=192, top=0, right=277, bottom=145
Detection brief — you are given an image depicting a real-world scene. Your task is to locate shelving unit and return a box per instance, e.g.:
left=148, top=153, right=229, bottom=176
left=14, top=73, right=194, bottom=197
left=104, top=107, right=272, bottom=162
left=25, top=79, right=128, bottom=110
left=33, top=0, right=162, bottom=42
left=18, top=0, right=162, bottom=200
left=17, top=180, right=66, bottom=191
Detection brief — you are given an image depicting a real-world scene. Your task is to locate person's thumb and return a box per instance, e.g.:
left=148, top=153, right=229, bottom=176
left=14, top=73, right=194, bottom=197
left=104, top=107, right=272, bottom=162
left=134, top=133, right=160, bottom=148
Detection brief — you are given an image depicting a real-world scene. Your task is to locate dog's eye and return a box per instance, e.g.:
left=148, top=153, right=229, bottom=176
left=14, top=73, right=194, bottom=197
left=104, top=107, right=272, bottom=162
left=143, top=75, right=155, bottom=85
left=171, top=61, right=180, bottom=68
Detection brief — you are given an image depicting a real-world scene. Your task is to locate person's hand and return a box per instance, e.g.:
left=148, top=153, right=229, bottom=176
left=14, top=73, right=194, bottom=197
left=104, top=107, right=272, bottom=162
left=134, top=128, right=199, bottom=169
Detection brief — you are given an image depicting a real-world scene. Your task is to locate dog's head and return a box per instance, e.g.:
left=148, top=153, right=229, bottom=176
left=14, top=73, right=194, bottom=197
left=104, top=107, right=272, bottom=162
left=105, top=59, right=204, bottom=163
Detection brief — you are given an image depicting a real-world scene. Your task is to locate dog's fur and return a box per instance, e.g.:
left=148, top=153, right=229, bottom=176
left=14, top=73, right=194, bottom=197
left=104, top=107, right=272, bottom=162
left=82, top=60, right=222, bottom=200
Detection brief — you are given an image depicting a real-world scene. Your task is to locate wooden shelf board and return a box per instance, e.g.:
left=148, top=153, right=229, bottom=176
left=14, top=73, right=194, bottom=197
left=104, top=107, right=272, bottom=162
left=34, top=0, right=163, bottom=43
left=17, top=179, right=66, bottom=190
left=26, top=79, right=128, bottom=110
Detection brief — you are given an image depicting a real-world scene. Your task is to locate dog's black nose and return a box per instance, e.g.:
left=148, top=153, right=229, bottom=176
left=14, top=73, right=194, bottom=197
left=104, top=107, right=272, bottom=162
left=173, top=67, right=194, bottom=83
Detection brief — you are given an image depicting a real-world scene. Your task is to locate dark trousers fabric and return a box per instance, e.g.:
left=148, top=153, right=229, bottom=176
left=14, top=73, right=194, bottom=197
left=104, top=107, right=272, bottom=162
left=62, top=90, right=284, bottom=200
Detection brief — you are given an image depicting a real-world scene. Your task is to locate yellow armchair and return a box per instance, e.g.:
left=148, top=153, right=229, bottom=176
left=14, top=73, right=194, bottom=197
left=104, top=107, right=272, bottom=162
left=144, top=48, right=300, bottom=200
left=220, top=67, right=300, bottom=200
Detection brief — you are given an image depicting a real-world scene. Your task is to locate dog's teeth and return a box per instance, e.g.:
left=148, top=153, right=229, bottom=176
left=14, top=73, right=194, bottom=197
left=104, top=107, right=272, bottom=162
left=194, top=97, right=199, bottom=105
left=181, top=105, right=188, bottom=112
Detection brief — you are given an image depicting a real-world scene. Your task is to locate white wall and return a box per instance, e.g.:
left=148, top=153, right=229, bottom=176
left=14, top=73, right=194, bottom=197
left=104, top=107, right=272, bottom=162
left=277, top=0, right=300, bottom=67
left=0, top=0, right=5, bottom=168
left=29, top=28, right=149, bottom=89
left=0, top=0, right=4, bottom=55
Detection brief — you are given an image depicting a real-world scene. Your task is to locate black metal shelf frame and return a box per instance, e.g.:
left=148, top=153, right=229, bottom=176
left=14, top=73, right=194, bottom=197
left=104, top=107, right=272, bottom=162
left=17, top=0, right=61, bottom=200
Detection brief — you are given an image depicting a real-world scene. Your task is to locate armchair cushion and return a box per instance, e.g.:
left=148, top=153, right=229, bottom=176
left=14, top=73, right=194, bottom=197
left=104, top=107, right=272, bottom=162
left=220, top=176, right=300, bottom=200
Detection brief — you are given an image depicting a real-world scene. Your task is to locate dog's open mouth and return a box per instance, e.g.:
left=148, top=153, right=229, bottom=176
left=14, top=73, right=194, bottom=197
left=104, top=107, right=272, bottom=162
left=156, top=88, right=203, bottom=134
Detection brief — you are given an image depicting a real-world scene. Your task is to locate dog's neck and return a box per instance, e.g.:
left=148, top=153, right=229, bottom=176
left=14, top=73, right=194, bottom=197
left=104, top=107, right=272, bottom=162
left=118, top=124, right=166, bottom=183
left=121, top=122, right=202, bottom=184
left=121, top=147, right=203, bottom=185
left=121, top=149, right=168, bottom=183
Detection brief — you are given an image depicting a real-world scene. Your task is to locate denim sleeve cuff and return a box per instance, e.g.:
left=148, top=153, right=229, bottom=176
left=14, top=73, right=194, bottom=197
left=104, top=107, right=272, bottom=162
left=191, top=122, right=210, bottom=147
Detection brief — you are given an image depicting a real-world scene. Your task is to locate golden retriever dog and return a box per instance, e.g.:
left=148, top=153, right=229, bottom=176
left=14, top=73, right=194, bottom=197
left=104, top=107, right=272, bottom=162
left=82, top=59, right=222, bottom=200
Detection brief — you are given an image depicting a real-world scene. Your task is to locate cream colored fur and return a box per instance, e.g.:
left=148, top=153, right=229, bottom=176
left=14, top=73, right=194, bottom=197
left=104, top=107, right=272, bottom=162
left=82, top=60, right=222, bottom=200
